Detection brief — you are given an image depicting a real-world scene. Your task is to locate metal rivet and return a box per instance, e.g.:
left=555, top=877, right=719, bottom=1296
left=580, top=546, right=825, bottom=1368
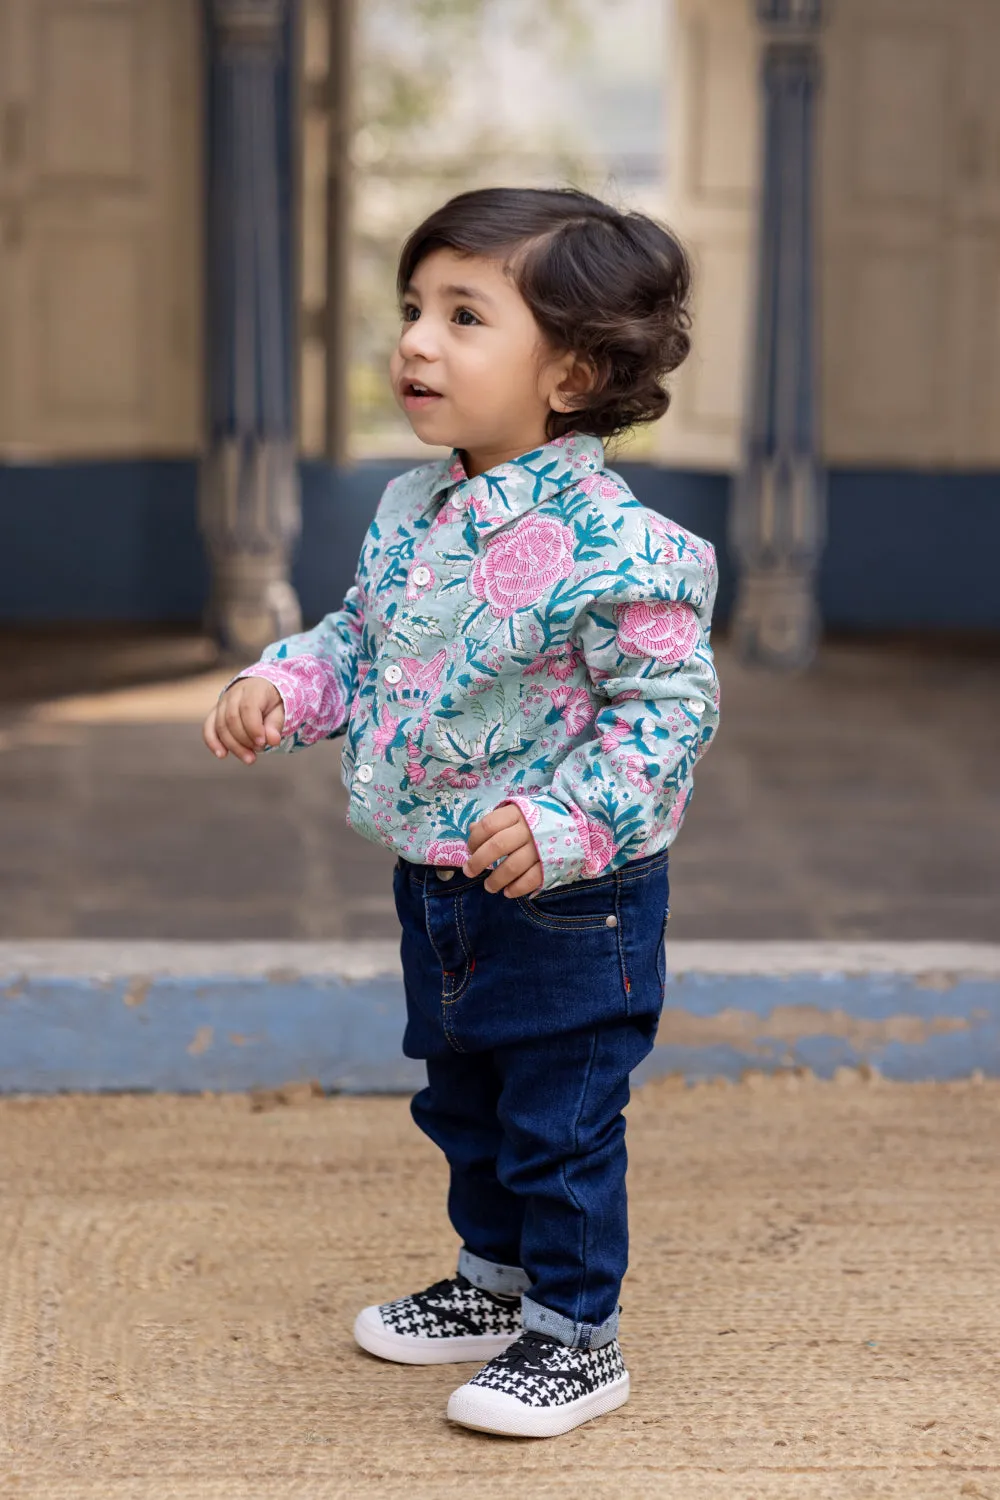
left=605, top=914, right=618, bottom=928
left=437, top=868, right=456, bottom=881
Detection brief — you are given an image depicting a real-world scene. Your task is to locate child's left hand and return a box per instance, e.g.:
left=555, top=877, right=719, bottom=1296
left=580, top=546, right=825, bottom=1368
left=463, top=806, right=543, bottom=896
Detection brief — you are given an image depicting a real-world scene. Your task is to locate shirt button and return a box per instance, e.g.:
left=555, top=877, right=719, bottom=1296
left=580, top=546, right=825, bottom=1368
left=411, top=565, right=431, bottom=586
left=384, top=663, right=403, bottom=684
left=355, top=764, right=373, bottom=784
left=450, top=494, right=464, bottom=510
left=684, top=698, right=705, bottom=713
left=437, top=868, right=456, bottom=881
left=605, top=914, right=618, bottom=928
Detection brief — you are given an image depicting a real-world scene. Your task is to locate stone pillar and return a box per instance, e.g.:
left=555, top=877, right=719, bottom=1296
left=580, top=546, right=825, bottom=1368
left=200, top=0, right=302, bottom=658
left=730, top=0, right=826, bottom=670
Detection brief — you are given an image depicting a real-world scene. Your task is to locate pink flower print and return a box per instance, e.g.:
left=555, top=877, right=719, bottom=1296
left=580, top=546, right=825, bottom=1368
left=546, top=686, right=595, bottom=737
left=391, top=648, right=447, bottom=698
left=435, top=767, right=481, bottom=789
left=469, top=513, right=574, bottom=617
left=670, top=786, right=692, bottom=830
left=424, top=837, right=470, bottom=867
left=577, top=474, right=623, bottom=501
left=612, top=689, right=642, bottom=704
left=616, top=600, right=699, bottom=664
left=625, top=755, right=654, bottom=794
left=404, top=563, right=436, bottom=601
left=469, top=496, right=495, bottom=524
left=645, top=513, right=679, bottom=562
left=404, top=736, right=426, bottom=786
left=372, top=704, right=401, bottom=756
left=569, top=805, right=617, bottom=877
left=523, top=645, right=582, bottom=681
left=672, top=527, right=714, bottom=571
left=599, top=715, right=633, bottom=754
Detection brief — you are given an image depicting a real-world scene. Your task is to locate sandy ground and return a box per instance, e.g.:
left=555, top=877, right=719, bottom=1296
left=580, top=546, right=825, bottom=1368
left=0, top=1073, right=997, bottom=1499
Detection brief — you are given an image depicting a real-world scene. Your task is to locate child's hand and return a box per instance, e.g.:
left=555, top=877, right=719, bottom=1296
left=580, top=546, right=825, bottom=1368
left=202, top=677, right=285, bottom=765
left=463, top=806, right=543, bottom=897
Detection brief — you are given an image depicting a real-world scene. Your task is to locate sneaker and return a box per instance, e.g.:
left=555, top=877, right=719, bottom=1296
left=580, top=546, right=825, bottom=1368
left=353, top=1273, right=523, bottom=1365
left=447, top=1330, right=630, bottom=1438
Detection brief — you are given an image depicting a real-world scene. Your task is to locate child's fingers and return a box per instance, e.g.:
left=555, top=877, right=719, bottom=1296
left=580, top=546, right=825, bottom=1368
left=202, top=712, right=228, bottom=759
left=497, top=862, right=544, bottom=899
left=218, top=719, right=257, bottom=764
left=223, top=695, right=255, bottom=750
left=464, top=807, right=522, bottom=869
left=464, top=821, right=533, bottom=878
left=218, top=701, right=259, bottom=763
left=238, top=699, right=267, bottom=749
left=483, top=843, right=536, bottom=894
left=263, top=702, right=285, bottom=746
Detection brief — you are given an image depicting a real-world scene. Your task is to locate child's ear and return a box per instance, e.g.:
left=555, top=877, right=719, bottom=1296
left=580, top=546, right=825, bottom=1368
left=549, top=354, right=599, bottom=414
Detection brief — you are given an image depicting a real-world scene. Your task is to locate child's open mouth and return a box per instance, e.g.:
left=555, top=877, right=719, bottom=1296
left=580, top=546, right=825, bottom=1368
left=402, top=379, right=444, bottom=411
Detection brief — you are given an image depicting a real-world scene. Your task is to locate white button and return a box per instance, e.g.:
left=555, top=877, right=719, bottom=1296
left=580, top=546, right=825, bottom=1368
left=450, top=494, right=464, bottom=509
left=355, top=764, right=373, bottom=783
left=605, top=914, right=618, bottom=928
left=437, top=868, right=456, bottom=881
left=411, top=565, right=431, bottom=586
left=684, top=699, right=705, bottom=713
left=384, top=663, right=403, bottom=684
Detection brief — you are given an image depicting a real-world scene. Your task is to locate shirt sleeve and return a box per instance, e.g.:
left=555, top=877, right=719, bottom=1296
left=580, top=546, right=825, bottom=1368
left=500, top=550, right=720, bottom=890
left=227, top=578, right=366, bottom=752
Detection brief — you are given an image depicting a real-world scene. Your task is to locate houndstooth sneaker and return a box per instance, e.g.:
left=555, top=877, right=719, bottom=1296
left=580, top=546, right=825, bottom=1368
left=353, top=1273, right=523, bottom=1365
left=447, top=1330, right=630, bottom=1437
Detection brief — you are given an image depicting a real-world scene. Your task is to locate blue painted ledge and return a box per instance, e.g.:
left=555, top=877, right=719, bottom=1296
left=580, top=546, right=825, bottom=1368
left=0, top=942, right=997, bottom=1094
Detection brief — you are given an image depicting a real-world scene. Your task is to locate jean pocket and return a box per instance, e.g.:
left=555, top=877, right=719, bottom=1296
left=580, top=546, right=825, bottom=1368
left=516, top=872, right=618, bottom=930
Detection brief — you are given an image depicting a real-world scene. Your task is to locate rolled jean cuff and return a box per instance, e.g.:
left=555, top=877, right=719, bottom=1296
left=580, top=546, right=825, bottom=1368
left=458, top=1246, right=531, bottom=1299
left=521, top=1294, right=620, bottom=1350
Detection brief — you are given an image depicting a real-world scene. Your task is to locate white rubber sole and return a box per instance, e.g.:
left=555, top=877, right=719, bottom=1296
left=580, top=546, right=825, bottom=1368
left=353, top=1306, right=521, bottom=1366
left=447, top=1371, right=631, bottom=1438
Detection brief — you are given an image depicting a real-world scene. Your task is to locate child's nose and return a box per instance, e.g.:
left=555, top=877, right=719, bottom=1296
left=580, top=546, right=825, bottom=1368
left=398, top=317, right=438, bottom=361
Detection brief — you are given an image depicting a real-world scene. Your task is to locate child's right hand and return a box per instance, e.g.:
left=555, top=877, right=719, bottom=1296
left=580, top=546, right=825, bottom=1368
left=202, top=677, right=285, bottom=765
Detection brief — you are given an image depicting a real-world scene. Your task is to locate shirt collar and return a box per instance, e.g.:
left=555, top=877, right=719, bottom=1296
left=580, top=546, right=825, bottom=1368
left=423, top=431, right=605, bottom=542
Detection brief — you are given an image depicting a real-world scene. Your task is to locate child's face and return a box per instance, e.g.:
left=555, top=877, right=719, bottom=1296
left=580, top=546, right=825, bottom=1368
left=391, top=248, right=579, bottom=472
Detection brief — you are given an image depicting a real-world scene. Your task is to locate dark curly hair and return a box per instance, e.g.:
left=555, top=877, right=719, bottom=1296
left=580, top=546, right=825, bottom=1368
left=397, top=186, right=693, bottom=443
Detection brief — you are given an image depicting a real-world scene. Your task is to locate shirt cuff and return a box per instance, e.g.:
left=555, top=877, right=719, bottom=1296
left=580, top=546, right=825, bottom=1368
left=226, top=656, right=346, bottom=746
left=497, top=794, right=594, bottom=890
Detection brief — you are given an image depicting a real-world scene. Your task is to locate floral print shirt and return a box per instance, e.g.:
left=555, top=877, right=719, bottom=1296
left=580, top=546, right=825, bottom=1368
left=238, top=431, right=720, bottom=890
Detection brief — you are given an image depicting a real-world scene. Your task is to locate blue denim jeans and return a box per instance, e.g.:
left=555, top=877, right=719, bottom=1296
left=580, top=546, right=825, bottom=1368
left=392, top=847, right=669, bottom=1351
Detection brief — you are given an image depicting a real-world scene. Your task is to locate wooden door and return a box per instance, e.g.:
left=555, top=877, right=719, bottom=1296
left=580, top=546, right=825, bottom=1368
left=0, top=0, right=201, bottom=459
left=658, top=0, right=760, bottom=471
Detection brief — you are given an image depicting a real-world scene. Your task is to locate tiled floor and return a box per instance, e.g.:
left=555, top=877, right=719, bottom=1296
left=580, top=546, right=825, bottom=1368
left=1, top=627, right=997, bottom=940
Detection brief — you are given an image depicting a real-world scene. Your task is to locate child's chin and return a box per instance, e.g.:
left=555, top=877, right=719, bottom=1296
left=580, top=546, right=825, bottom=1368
left=403, top=410, right=458, bottom=447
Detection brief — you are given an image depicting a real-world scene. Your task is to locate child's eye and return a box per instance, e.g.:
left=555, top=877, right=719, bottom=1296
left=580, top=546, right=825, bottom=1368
left=454, top=307, right=480, bottom=327
left=400, top=304, right=420, bottom=323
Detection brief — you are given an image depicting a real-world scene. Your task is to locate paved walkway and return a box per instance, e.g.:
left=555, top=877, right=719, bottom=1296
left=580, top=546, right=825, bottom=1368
left=1, top=628, right=997, bottom=941
left=0, top=1072, right=996, bottom=1498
